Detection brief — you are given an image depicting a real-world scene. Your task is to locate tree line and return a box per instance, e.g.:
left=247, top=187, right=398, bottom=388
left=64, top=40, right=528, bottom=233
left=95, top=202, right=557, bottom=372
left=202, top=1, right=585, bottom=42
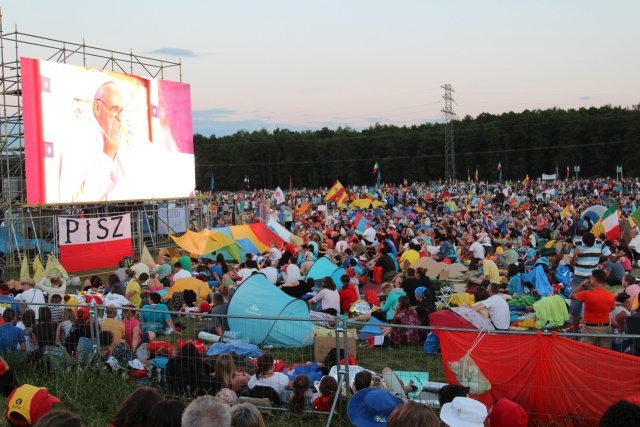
left=193, top=104, right=640, bottom=191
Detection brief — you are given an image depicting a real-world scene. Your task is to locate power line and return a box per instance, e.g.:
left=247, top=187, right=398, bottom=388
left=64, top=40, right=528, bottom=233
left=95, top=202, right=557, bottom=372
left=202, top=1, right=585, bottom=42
left=197, top=139, right=625, bottom=168
left=194, top=111, right=639, bottom=147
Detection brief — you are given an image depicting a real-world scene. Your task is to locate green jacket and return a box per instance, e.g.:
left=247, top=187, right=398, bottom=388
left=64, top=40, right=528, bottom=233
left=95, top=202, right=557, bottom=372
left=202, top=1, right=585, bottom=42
left=381, top=289, right=406, bottom=321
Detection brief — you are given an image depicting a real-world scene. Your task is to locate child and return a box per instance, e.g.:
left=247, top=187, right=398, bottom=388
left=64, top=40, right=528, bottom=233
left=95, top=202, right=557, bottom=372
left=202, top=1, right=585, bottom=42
left=55, top=308, right=76, bottom=345
left=288, top=374, right=312, bottom=414
left=313, top=375, right=338, bottom=412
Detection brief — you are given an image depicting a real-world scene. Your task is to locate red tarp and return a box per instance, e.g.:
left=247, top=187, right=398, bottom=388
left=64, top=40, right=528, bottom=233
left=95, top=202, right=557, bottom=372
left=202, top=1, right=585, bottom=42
left=429, top=309, right=477, bottom=330
left=249, top=222, right=286, bottom=248
left=437, top=330, right=640, bottom=426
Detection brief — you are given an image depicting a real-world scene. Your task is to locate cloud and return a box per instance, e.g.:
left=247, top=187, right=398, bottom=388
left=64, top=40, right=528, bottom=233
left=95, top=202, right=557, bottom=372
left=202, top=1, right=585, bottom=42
left=577, top=96, right=593, bottom=100
left=148, top=47, right=198, bottom=58
left=192, top=109, right=236, bottom=123
left=364, top=117, right=388, bottom=123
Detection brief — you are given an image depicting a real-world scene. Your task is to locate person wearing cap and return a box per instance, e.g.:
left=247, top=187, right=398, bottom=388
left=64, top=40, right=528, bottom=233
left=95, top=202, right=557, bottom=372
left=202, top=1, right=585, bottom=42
left=5, top=384, right=60, bottom=426
left=14, top=279, right=45, bottom=320
left=414, top=286, right=435, bottom=328
left=439, top=396, right=487, bottom=427
left=348, top=387, right=403, bottom=427
left=489, top=398, right=528, bottom=427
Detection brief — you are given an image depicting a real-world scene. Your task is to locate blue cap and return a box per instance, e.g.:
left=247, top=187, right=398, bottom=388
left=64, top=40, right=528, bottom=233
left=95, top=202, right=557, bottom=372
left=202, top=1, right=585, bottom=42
left=415, top=286, right=426, bottom=299
left=347, top=388, right=402, bottom=427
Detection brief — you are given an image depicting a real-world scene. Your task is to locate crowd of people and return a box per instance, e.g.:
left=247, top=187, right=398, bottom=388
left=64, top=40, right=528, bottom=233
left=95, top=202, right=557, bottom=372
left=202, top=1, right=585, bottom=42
left=1, top=177, right=640, bottom=425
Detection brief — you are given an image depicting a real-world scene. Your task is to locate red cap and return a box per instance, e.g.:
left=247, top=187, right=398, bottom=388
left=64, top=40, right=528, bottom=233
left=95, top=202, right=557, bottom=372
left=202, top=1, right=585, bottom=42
left=490, top=398, right=528, bottom=427
left=5, top=385, right=60, bottom=425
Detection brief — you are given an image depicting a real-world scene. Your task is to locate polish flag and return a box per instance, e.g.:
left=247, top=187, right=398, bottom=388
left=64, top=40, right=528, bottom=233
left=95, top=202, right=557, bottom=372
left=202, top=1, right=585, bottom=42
left=58, top=214, right=133, bottom=272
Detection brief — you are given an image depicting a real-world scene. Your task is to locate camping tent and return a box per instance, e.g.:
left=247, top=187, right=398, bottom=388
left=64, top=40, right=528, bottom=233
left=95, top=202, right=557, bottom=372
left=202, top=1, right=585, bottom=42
left=267, top=218, right=303, bottom=246
left=170, top=229, right=243, bottom=261
left=163, top=277, right=210, bottom=302
left=227, top=273, right=313, bottom=348
left=215, top=226, right=267, bottom=255
left=305, top=256, right=346, bottom=289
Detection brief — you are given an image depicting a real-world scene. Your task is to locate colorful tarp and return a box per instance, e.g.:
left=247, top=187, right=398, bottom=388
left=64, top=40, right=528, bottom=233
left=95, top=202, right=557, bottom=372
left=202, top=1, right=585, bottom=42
left=438, top=330, right=639, bottom=426
left=170, top=229, right=243, bottom=261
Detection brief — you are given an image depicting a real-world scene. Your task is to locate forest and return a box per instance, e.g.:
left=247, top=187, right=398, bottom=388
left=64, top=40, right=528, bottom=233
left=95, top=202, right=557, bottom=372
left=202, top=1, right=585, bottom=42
left=193, top=104, right=640, bottom=191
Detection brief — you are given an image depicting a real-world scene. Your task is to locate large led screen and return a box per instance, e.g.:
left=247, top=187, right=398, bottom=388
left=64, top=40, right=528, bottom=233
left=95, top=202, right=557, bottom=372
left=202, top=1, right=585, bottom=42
left=22, top=57, right=195, bottom=204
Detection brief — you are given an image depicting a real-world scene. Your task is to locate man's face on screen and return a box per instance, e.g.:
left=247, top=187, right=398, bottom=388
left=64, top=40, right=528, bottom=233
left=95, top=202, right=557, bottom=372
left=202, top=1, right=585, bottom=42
left=94, top=83, right=123, bottom=138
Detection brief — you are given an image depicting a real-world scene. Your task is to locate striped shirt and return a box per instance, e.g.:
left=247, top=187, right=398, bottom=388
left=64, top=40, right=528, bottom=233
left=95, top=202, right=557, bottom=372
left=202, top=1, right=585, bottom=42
left=570, top=241, right=611, bottom=280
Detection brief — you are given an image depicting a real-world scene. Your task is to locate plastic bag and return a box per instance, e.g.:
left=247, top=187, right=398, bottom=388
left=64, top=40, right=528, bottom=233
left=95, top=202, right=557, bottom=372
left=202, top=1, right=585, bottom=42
left=448, top=353, right=491, bottom=395
left=447, top=333, right=491, bottom=395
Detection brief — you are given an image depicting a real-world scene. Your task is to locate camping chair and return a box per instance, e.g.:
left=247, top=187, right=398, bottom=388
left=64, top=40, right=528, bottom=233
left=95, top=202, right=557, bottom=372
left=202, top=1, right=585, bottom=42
left=437, top=285, right=454, bottom=308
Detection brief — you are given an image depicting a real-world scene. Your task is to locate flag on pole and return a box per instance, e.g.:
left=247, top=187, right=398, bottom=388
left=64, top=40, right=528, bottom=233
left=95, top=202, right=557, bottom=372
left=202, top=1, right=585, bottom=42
left=210, top=174, right=215, bottom=190
left=467, top=167, right=470, bottom=182
left=522, top=175, right=530, bottom=185
left=566, top=165, right=570, bottom=180
left=376, top=169, right=381, bottom=188
left=497, top=163, right=501, bottom=171
left=273, top=187, right=286, bottom=204
left=599, top=201, right=621, bottom=241
left=372, top=162, right=379, bottom=174
left=289, top=176, right=293, bottom=192
left=403, top=179, right=408, bottom=187
left=475, top=168, right=479, bottom=182
left=325, top=180, right=349, bottom=208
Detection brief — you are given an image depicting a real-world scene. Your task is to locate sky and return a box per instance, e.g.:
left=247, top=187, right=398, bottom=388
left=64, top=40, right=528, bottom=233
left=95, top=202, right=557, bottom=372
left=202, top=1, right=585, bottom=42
left=4, top=1, right=640, bottom=137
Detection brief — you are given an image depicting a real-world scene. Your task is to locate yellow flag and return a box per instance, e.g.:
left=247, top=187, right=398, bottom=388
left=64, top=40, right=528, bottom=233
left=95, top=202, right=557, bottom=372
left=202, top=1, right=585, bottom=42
left=33, top=257, right=46, bottom=282
left=591, top=219, right=605, bottom=238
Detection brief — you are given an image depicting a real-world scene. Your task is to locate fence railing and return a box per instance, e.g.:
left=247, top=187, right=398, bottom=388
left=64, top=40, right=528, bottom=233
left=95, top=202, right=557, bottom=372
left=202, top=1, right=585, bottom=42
left=5, top=300, right=639, bottom=424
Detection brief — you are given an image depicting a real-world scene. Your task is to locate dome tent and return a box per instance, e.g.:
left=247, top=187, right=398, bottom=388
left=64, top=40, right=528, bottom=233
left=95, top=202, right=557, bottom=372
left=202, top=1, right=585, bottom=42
left=305, top=256, right=346, bottom=290
left=227, top=273, right=313, bottom=348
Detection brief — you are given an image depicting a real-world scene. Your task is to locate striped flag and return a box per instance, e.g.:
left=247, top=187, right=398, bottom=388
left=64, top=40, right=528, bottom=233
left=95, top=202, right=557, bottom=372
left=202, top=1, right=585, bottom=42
left=373, top=162, right=379, bottom=174
left=325, top=180, right=349, bottom=208
left=601, top=201, right=621, bottom=241
left=475, top=168, right=479, bottom=182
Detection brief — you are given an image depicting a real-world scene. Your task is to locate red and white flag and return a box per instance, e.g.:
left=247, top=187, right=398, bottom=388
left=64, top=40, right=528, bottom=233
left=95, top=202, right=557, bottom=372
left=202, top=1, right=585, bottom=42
left=58, top=214, right=132, bottom=272
left=601, top=201, right=621, bottom=241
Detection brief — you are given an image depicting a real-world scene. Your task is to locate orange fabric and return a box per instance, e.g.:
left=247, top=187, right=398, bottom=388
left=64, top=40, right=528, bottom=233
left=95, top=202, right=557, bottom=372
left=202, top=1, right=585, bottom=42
left=575, top=288, right=615, bottom=324
left=437, top=330, right=639, bottom=426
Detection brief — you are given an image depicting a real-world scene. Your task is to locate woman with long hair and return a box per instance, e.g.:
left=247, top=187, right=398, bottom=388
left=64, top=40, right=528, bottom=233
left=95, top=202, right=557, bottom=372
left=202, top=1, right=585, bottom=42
left=214, top=353, right=250, bottom=393
left=288, top=374, right=312, bottom=413
left=111, top=387, right=163, bottom=427
left=32, top=307, right=58, bottom=351
left=166, top=342, right=216, bottom=396
left=308, top=277, right=340, bottom=316
left=122, top=305, right=154, bottom=353
left=387, top=296, right=421, bottom=345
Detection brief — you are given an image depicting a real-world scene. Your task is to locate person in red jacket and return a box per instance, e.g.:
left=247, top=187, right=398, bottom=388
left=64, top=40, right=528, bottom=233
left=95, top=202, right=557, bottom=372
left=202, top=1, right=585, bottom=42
left=338, top=275, right=358, bottom=314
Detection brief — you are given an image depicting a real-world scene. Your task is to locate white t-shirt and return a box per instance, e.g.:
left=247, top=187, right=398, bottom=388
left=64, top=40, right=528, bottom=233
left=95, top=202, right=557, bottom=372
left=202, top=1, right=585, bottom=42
left=237, top=268, right=258, bottom=283
left=283, top=264, right=301, bottom=283
left=363, top=227, right=376, bottom=243
left=629, top=235, right=640, bottom=250
left=15, top=288, right=46, bottom=319
left=172, top=269, right=192, bottom=281
left=310, top=289, right=341, bottom=312
left=482, top=295, right=510, bottom=329
left=270, top=247, right=282, bottom=262
left=469, top=241, right=485, bottom=259
left=102, top=294, right=130, bottom=320
left=260, top=267, right=279, bottom=284
left=248, top=372, right=291, bottom=394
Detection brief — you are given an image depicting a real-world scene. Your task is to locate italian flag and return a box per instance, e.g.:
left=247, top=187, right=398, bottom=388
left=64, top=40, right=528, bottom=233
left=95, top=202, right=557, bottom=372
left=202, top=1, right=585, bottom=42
left=601, top=201, right=621, bottom=241
left=372, top=162, right=379, bottom=174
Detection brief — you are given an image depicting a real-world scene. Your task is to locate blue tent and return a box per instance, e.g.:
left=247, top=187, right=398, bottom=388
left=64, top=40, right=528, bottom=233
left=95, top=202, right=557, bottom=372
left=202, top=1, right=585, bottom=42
left=227, top=274, right=314, bottom=348
left=305, top=256, right=346, bottom=290
left=0, top=226, right=24, bottom=254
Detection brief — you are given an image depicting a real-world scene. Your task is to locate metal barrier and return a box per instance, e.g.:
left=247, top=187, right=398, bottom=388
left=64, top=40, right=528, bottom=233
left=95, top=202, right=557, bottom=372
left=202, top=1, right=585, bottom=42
left=6, top=300, right=640, bottom=424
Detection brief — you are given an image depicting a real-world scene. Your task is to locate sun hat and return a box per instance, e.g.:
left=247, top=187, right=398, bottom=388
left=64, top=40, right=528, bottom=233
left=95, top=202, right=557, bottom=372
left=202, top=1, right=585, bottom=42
left=440, top=397, right=487, bottom=427
left=5, top=384, right=60, bottom=426
left=415, top=286, right=426, bottom=299
left=347, top=388, right=402, bottom=426
left=490, top=398, right=528, bottom=427
left=19, top=278, right=34, bottom=285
